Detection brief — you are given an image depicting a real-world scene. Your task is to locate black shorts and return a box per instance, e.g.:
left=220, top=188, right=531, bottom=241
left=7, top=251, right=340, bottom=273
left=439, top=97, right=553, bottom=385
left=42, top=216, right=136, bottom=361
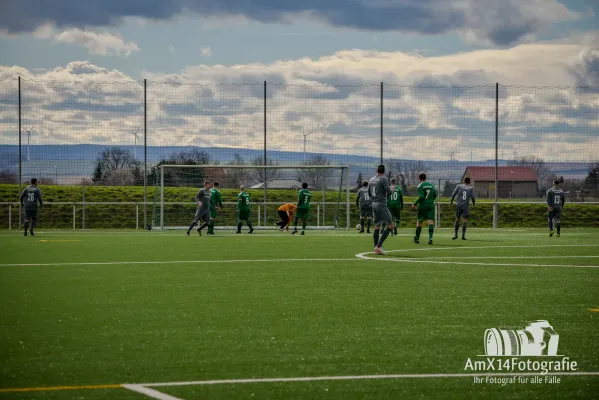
left=24, top=209, right=38, bottom=221
left=360, top=207, right=372, bottom=218
left=277, top=210, right=290, bottom=225
left=548, top=207, right=562, bottom=221
left=455, top=205, right=470, bottom=219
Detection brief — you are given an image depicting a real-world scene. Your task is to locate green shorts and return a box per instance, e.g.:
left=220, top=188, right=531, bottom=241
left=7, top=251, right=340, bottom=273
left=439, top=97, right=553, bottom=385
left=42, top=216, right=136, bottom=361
left=295, top=208, right=309, bottom=219
left=417, top=205, right=435, bottom=222
left=389, top=205, right=401, bottom=220
left=209, top=204, right=217, bottom=219
left=237, top=209, right=250, bottom=221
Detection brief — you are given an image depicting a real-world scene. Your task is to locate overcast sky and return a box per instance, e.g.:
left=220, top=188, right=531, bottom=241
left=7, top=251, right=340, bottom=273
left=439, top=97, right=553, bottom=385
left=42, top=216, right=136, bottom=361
left=0, top=0, right=597, bottom=163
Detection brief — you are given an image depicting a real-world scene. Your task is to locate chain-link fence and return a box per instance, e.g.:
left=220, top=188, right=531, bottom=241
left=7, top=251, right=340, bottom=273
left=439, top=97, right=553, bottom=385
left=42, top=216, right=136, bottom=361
left=0, top=78, right=597, bottom=229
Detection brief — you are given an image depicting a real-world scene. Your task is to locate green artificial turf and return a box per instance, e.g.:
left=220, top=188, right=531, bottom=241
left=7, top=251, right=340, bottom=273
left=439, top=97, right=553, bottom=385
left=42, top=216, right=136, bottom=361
left=0, top=228, right=598, bottom=399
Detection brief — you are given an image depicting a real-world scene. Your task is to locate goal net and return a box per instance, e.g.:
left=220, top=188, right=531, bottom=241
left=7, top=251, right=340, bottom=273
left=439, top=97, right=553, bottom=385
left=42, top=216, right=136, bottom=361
left=150, top=164, right=351, bottom=231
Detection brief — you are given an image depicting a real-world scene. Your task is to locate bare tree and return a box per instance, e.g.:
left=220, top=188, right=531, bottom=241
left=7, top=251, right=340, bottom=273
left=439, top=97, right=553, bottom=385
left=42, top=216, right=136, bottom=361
left=250, top=156, right=281, bottom=184
left=0, top=170, right=17, bottom=184
left=384, top=158, right=406, bottom=187
left=298, top=155, right=331, bottom=190
left=146, top=149, right=217, bottom=187
left=92, top=147, right=142, bottom=186
left=403, top=161, right=429, bottom=186
left=509, top=156, right=556, bottom=193
left=225, top=153, right=250, bottom=187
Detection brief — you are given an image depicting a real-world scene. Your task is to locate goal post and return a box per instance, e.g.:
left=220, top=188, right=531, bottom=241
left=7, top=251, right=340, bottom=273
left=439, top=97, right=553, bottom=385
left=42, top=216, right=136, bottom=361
left=152, top=164, right=351, bottom=231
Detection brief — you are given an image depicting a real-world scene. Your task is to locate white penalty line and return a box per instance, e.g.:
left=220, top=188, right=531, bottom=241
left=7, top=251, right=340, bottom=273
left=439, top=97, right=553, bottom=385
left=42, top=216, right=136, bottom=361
left=0, top=258, right=361, bottom=267
left=122, top=384, right=184, bottom=400
left=132, top=372, right=599, bottom=388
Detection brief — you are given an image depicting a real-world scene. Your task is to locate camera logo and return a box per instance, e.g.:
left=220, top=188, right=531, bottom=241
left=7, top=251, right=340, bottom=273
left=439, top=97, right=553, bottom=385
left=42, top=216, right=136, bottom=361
left=484, top=320, right=559, bottom=356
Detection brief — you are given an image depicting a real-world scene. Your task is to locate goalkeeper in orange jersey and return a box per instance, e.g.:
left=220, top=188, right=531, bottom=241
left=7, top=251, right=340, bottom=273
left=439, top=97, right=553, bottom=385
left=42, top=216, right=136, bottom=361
left=275, top=203, right=296, bottom=231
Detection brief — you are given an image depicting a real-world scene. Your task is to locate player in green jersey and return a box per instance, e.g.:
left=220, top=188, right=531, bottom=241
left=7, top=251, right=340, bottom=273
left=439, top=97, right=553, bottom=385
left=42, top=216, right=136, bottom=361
left=387, top=178, right=404, bottom=236
left=208, top=181, right=223, bottom=235
left=236, top=185, right=254, bottom=234
left=292, top=182, right=312, bottom=235
left=411, top=173, right=437, bottom=244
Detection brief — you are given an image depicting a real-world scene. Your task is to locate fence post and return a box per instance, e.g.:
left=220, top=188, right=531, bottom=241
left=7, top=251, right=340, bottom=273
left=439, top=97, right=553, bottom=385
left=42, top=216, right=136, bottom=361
left=143, top=78, right=148, bottom=230
left=160, top=165, right=164, bottom=230
left=136, top=203, right=139, bottom=230
left=437, top=179, right=441, bottom=229
left=317, top=204, right=320, bottom=226
left=263, top=80, right=267, bottom=227
left=8, top=204, right=11, bottom=231
left=82, top=183, right=85, bottom=230
left=18, top=76, right=22, bottom=231
left=380, top=82, right=384, bottom=164
left=73, top=204, right=76, bottom=230
left=346, top=166, right=351, bottom=230
left=494, top=82, right=499, bottom=229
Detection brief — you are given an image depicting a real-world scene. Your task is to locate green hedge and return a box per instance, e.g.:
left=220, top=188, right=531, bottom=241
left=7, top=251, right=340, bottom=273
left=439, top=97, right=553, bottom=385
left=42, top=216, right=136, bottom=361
left=2, top=184, right=598, bottom=229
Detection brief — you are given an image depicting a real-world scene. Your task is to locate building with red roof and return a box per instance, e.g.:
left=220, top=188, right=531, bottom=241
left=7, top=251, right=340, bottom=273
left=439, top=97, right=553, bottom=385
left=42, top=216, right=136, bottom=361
left=462, top=166, right=538, bottom=198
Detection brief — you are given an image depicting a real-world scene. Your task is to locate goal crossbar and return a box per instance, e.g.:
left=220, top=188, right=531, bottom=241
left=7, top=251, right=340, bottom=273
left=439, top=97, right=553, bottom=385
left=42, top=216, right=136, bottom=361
left=155, top=164, right=351, bottom=231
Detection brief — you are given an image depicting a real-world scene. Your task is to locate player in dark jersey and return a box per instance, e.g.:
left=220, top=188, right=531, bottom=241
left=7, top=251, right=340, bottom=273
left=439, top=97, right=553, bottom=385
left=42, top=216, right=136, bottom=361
left=369, top=164, right=394, bottom=255
left=411, top=173, right=436, bottom=245
left=450, top=177, right=476, bottom=240
left=547, top=180, right=566, bottom=237
left=186, top=180, right=212, bottom=236
left=356, top=181, right=373, bottom=233
left=20, top=178, right=43, bottom=236
left=236, top=185, right=254, bottom=234
left=292, top=183, right=312, bottom=235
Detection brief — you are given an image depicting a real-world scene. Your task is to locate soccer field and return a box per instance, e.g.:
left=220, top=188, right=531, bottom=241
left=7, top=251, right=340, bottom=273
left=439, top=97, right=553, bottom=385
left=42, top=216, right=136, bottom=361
left=1, top=228, right=598, bottom=399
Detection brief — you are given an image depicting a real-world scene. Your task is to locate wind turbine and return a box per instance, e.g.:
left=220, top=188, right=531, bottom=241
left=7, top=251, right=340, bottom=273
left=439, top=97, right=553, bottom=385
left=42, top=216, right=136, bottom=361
left=300, top=124, right=327, bottom=160
left=130, top=125, right=141, bottom=159
left=24, top=125, right=35, bottom=161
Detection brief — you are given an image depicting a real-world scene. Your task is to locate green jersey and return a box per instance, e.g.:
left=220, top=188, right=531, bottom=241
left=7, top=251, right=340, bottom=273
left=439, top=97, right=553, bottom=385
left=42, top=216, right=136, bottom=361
left=414, top=181, right=436, bottom=207
left=387, top=185, right=404, bottom=209
left=237, top=191, right=250, bottom=212
left=297, top=189, right=312, bottom=209
left=210, top=188, right=223, bottom=208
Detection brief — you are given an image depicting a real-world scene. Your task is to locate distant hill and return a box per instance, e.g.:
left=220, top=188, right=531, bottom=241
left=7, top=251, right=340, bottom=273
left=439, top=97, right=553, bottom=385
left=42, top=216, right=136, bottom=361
left=0, top=144, right=591, bottom=184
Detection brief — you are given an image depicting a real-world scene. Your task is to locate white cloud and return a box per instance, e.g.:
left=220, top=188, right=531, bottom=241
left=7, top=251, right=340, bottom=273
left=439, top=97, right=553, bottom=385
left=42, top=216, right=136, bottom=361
left=0, top=37, right=597, bottom=172
left=200, top=47, right=212, bottom=57
left=25, top=24, right=140, bottom=56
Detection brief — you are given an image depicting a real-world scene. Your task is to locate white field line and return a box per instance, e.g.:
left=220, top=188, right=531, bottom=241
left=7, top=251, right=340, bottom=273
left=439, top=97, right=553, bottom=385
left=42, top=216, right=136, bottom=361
left=0, top=258, right=360, bottom=267
left=424, top=256, right=599, bottom=259
left=136, top=371, right=599, bottom=387
left=122, top=384, right=184, bottom=400
left=355, top=244, right=599, bottom=268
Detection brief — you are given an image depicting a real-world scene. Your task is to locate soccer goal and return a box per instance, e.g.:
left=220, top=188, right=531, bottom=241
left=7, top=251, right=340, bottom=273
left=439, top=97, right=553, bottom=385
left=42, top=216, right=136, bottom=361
left=150, top=164, right=351, bottom=231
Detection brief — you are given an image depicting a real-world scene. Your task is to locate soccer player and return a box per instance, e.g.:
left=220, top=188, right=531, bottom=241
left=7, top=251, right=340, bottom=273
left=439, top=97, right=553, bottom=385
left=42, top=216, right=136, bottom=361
left=20, top=178, right=43, bottom=236
left=236, top=185, right=254, bottom=234
left=276, top=203, right=296, bottom=231
left=356, top=181, right=373, bottom=233
left=186, top=180, right=212, bottom=236
left=369, top=164, right=394, bottom=255
left=411, top=173, right=437, bottom=245
left=547, top=180, right=565, bottom=237
left=208, top=181, right=223, bottom=235
left=388, top=178, right=404, bottom=236
left=450, top=177, right=476, bottom=240
left=292, top=183, right=312, bottom=235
